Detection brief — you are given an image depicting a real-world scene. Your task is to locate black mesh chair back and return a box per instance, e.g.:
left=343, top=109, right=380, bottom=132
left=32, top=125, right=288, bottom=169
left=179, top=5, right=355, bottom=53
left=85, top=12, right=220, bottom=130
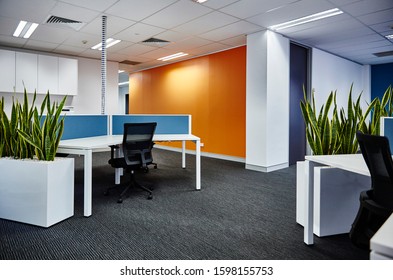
left=356, top=131, right=393, bottom=209
left=122, top=122, right=157, bottom=168
left=106, top=122, right=157, bottom=202
left=350, top=132, right=393, bottom=249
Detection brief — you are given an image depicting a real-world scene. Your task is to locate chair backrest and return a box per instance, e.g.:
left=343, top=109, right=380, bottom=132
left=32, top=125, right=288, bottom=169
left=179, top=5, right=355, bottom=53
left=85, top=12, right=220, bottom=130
left=356, top=131, right=393, bottom=209
left=122, top=122, right=157, bottom=167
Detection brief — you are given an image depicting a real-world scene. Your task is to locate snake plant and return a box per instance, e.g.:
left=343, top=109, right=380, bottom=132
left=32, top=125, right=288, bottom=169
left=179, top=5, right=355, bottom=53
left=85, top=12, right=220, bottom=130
left=0, top=89, right=66, bottom=161
left=300, top=84, right=377, bottom=155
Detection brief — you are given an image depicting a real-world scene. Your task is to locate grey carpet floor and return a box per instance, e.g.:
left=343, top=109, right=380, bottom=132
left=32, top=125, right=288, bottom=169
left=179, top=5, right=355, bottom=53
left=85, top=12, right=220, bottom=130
left=0, top=149, right=369, bottom=260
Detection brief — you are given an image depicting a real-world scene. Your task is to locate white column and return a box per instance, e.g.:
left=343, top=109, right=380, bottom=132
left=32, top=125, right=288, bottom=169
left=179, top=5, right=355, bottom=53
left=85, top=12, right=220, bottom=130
left=246, top=30, right=290, bottom=172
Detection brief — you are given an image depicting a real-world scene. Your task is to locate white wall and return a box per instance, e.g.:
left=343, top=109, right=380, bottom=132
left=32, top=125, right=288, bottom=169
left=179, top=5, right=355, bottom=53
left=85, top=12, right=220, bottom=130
left=71, top=57, right=119, bottom=114
left=311, top=48, right=371, bottom=111
left=246, top=30, right=290, bottom=172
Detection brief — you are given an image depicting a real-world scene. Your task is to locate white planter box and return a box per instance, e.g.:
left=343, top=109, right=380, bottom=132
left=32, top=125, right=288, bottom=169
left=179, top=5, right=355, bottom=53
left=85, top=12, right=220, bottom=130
left=296, top=161, right=371, bottom=237
left=0, top=157, right=74, bottom=227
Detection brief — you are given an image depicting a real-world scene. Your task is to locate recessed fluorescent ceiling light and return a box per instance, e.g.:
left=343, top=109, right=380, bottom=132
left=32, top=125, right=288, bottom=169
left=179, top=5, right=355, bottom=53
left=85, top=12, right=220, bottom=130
left=157, top=52, right=189, bottom=61
left=192, top=0, right=208, bottom=3
left=269, top=8, right=343, bottom=31
left=91, top=38, right=121, bottom=50
left=13, top=20, right=39, bottom=38
left=386, top=34, right=393, bottom=40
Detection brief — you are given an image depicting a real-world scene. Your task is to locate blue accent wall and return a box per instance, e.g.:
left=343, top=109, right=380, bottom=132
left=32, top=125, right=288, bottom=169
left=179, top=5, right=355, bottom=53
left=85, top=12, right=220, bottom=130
left=382, top=118, right=393, bottom=152
left=371, top=63, right=393, bottom=100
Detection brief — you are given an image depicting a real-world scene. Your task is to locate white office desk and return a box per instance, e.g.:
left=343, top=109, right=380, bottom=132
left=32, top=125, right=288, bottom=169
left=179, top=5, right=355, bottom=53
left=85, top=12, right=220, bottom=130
left=370, top=213, right=393, bottom=259
left=303, top=154, right=369, bottom=245
left=58, top=134, right=201, bottom=217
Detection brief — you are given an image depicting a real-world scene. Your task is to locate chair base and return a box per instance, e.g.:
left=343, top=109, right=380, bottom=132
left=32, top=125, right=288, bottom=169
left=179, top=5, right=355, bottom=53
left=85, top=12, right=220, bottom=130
left=349, top=191, right=392, bottom=250
left=104, top=171, right=153, bottom=203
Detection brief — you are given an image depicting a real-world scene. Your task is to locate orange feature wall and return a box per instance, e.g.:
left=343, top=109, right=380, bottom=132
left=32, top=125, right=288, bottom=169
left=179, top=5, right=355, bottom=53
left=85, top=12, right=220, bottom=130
left=129, top=46, right=246, bottom=158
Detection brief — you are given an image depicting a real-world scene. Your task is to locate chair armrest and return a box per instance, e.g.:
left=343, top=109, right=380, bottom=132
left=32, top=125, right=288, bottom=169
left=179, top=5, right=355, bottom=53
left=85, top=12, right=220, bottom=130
left=109, top=144, right=120, bottom=160
left=140, top=148, right=152, bottom=168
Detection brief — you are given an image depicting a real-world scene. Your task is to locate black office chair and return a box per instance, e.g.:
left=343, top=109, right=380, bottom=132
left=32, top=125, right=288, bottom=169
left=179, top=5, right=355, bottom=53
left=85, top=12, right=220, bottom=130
left=105, top=122, right=157, bottom=203
left=349, top=131, right=393, bottom=249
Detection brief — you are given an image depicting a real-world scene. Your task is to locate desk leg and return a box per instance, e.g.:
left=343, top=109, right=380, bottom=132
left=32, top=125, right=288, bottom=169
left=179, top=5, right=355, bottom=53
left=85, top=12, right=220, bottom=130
left=182, top=140, right=186, bottom=169
left=115, top=147, right=122, bottom=184
left=304, top=160, right=317, bottom=245
left=195, top=139, right=201, bottom=190
left=84, top=149, right=92, bottom=217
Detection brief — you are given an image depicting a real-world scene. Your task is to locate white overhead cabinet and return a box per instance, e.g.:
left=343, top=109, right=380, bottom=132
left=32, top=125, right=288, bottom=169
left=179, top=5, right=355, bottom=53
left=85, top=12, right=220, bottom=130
left=0, top=49, right=78, bottom=95
left=0, top=49, right=16, bottom=92
left=15, top=52, right=38, bottom=93
left=38, top=54, right=58, bottom=94
left=59, top=57, right=78, bottom=96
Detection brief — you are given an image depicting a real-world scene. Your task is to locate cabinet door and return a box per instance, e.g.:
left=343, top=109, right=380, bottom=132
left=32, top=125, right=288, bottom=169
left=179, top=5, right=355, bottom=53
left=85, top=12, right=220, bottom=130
left=0, top=49, right=16, bottom=92
left=59, top=57, right=78, bottom=95
left=15, top=52, right=37, bottom=93
left=38, top=55, right=58, bottom=94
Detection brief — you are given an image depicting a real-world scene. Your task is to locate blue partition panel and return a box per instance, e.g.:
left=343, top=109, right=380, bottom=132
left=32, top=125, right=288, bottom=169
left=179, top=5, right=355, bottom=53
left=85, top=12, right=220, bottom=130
left=60, top=115, right=108, bottom=140
left=112, top=115, right=190, bottom=135
left=382, top=117, right=393, bottom=152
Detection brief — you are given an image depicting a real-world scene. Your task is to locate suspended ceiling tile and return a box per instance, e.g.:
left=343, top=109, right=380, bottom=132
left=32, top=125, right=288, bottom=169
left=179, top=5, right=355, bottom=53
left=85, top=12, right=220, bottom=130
left=220, top=0, right=301, bottom=19
left=81, top=15, right=136, bottom=37
left=247, top=0, right=334, bottom=27
left=341, top=0, right=393, bottom=16
left=114, top=22, right=166, bottom=43
left=190, top=42, right=233, bottom=56
left=155, top=30, right=190, bottom=43
left=139, top=47, right=182, bottom=60
left=173, top=11, right=239, bottom=36
left=163, top=36, right=212, bottom=51
left=30, top=24, right=73, bottom=44
left=357, top=8, right=393, bottom=25
left=0, top=0, right=57, bottom=23
left=60, top=32, right=100, bottom=48
left=370, top=20, right=393, bottom=33
left=199, top=20, right=262, bottom=42
left=48, top=1, right=100, bottom=23
left=54, top=44, right=90, bottom=55
left=105, top=0, right=178, bottom=22
left=142, top=0, right=213, bottom=29
left=0, top=34, right=26, bottom=48
left=0, top=17, right=18, bottom=36
left=23, top=39, right=59, bottom=52
left=59, top=0, right=119, bottom=12
left=202, top=0, right=239, bottom=9
left=116, top=43, right=157, bottom=56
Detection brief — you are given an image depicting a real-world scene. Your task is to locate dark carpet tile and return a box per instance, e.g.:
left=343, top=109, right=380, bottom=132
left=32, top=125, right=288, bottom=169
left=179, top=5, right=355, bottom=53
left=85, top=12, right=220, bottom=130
left=0, top=149, right=369, bottom=260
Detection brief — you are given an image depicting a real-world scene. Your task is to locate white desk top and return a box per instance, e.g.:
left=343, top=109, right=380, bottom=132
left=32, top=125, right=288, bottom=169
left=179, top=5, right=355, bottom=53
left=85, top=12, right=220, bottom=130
left=371, top=213, right=393, bottom=258
left=305, top=154, right=370, bottom=176
left=59, top=134, right=200, bottom=150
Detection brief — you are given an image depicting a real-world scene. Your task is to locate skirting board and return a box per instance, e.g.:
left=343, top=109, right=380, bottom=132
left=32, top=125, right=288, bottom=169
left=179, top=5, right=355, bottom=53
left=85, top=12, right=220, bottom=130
left=245, top=162, right=289, bottom=172
left=155, top=144, right=245, bottom=163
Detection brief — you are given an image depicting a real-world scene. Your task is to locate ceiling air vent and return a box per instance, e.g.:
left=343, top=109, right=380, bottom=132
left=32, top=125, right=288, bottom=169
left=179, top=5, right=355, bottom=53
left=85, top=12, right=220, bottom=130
left=373, top=51, right=393, bottom=57
left=45, top=15, right=85, bottom=31
left=141, top=37, right=170, bottom=46
left=120, top=60, right=141, bottom=66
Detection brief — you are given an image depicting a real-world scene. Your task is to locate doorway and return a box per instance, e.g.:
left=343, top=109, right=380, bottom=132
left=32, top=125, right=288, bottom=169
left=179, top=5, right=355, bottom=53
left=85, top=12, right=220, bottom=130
left=289, top=43, right=310, bottom=165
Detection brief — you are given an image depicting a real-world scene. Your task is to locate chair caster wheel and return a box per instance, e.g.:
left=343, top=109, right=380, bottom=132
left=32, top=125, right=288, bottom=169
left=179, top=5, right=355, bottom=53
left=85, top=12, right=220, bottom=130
left=147, top=195, right=153, bottom=200
left=117, top=198, right=123, bottom=203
